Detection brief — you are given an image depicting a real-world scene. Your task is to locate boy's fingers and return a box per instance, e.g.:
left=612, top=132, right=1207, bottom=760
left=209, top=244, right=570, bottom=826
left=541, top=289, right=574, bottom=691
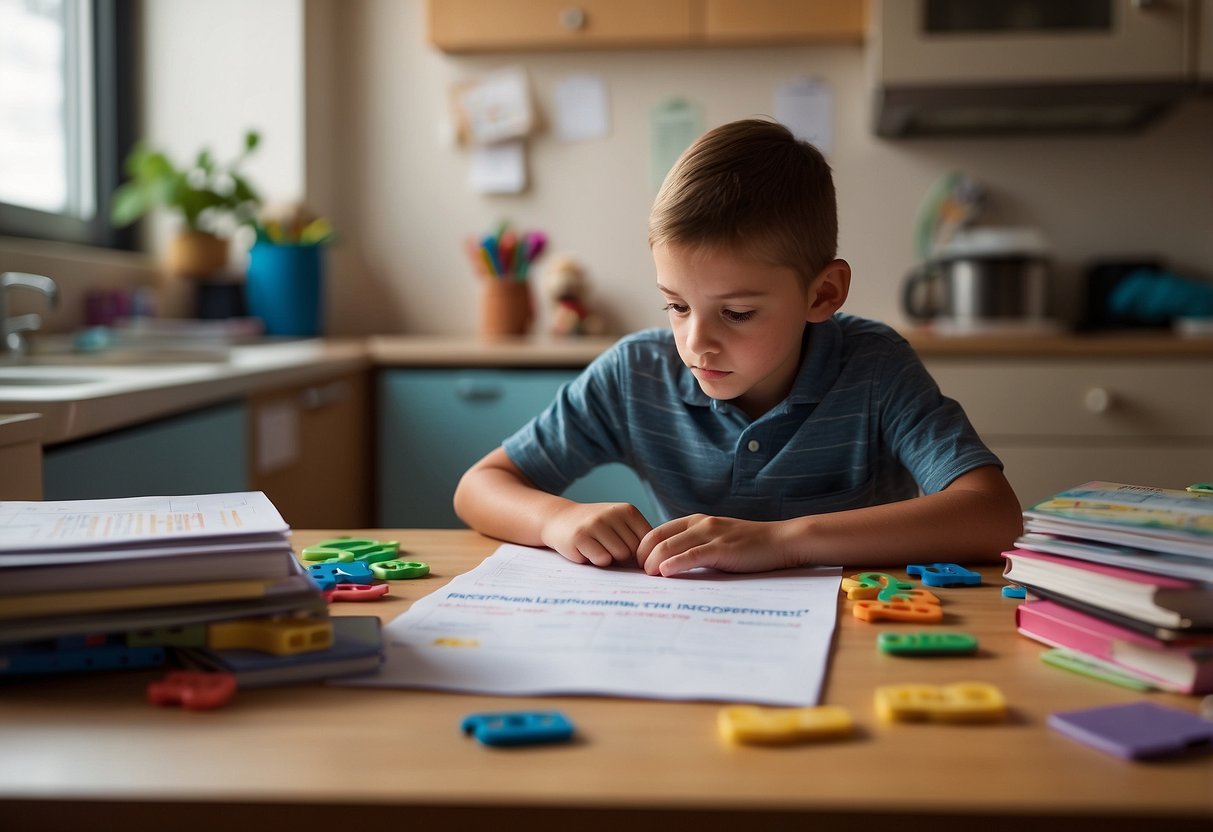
left=576, top=537, right=616, bottom=567
left=636, top=518, right=684, bottom=569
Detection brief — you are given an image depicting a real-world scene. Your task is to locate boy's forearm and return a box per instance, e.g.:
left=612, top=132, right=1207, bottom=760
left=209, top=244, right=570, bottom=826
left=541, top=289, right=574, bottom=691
left=453, top=466, right=572, bottom=546
left=783, top=484, right=1023, bottom=569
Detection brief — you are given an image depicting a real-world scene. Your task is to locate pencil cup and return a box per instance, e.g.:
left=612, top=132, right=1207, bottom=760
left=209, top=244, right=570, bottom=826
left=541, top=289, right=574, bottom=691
left=245, top=242, right=325, bottom=337
left=480, top=279, right=532, bottom=337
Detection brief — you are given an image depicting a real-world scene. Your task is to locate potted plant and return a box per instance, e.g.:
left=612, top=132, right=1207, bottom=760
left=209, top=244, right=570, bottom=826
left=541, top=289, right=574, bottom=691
left=110, top=130, right=262, bottom=277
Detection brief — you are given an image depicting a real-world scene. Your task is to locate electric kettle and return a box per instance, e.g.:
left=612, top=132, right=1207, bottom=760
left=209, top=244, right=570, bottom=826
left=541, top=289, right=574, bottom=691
left=902, top=227, right=1052, bottom=330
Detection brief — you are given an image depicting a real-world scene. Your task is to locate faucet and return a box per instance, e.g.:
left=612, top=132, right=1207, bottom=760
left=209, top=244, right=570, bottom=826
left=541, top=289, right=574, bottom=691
left=1, top=272, right=59, bottom=356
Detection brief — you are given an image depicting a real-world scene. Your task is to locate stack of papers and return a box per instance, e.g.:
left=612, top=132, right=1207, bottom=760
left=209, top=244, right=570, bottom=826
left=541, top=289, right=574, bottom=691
left=0, top=493, right=326, bottom=668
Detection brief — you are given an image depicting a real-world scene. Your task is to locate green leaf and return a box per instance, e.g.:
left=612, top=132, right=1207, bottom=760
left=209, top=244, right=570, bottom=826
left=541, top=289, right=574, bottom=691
left=109, top=182, right=149, bottom=226
left=133, top=151, right=175, bottom=183
left=244, top=130, right=260, bottom=152
left=196, top=149, right=214, bottom=174
left=229, top=174, right=261, bottom=206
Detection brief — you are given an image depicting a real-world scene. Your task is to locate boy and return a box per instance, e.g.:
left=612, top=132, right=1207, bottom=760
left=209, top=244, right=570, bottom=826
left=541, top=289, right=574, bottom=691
left=454, top=119, right=1022, bottom=576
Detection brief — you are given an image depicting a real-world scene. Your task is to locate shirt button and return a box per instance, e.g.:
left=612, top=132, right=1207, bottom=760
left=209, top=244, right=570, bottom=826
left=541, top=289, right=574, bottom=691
left=747, top=440, right=760, bottom=452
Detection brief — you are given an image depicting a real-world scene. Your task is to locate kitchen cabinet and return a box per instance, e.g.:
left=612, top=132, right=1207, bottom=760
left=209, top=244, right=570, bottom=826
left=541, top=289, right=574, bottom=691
left=924, top=357, right=1213, bottom=508
left=427, top=0, right=865, bottom=52
left=42, top=402, right=248, bottom=500
left=702, top=0, right=866, bottom=45
left=0, top=414, right=42, bottom=500
left=248, top=371, right=372, bottom=529
left=1200, top=0, right=1213, bottom=88
left=378, top=368, right=656, bottom=528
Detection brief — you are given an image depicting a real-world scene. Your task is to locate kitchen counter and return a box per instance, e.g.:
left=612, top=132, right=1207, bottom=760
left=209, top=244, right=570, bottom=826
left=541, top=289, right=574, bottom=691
left=3, top=330, right=1209, bottom=448
left=0, top=340, right=368, bottom=445
left=365, top=334, right=619, bottom=367
left=368, top=330, right=1213, bottom=365
left=904, top=329, right=1213, bottom=358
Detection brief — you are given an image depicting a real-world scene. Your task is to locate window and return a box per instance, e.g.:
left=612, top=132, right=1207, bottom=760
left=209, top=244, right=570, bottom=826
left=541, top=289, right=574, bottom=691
left=0, top=0, right=135, bottom=248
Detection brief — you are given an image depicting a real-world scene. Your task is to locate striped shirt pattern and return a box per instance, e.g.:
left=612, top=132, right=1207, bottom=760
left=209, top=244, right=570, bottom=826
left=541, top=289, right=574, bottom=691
left=503, top=314, right=1001, bottom=524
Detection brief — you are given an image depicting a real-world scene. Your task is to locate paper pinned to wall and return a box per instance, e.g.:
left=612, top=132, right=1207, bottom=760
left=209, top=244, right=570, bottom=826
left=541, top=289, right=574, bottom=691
left=774, top=77, right=834, bottom=155
left=454, top=66, right=535, bottom=145
left=553, top=73, right=610, bottom=141
left=649, top=98, right=702, bottom=189
left=468, top=140, right=527, bottom=194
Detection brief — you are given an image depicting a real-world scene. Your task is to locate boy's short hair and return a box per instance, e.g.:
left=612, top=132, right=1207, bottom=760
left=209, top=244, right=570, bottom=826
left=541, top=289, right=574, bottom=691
left=648, top=119, right=838, bottom=283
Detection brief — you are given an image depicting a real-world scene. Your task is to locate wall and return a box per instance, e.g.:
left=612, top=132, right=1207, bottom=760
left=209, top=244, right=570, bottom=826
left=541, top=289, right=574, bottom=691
left=319, top=0, right=1213, bottom=337
left=5, top=0, right=1212, bottom=339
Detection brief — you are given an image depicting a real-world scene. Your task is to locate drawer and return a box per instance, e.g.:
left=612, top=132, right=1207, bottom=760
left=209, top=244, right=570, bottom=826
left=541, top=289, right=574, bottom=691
left=429, top=0, right=695, bottom=52
left=925, top=360, right=1213, bottom=439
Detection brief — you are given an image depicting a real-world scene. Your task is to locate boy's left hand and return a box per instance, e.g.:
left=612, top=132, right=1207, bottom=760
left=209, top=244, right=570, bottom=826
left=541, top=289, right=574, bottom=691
left=636, top=515, right=797, bottom=577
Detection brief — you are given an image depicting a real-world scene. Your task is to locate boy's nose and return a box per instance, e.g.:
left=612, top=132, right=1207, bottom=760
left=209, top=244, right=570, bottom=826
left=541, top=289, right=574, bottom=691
left=684, top=314, right=719, bottom=355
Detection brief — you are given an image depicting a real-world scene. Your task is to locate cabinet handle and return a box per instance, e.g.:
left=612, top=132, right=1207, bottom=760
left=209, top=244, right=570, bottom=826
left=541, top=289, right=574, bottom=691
left=299, top=380, right=349, bottom=410
left=559, top=6, right=586, bottom=31
left=455, top=380, right=504, bottom=402
left=1083, top=387, right=1114, bottom=414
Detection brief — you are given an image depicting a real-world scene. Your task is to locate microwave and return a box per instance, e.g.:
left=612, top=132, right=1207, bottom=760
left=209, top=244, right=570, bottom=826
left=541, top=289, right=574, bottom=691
left=869, top=0, right=1197, bottom=137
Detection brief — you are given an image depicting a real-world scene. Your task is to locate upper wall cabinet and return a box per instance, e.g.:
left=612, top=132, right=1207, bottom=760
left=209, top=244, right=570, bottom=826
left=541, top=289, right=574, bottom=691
left=702, top=0, right=866, bottom=45
left=427, top=0, right=866, bottom=53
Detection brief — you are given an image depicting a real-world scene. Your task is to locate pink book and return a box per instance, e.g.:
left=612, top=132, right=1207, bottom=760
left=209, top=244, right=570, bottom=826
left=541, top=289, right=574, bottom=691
left=1016, top=599, right=1213, bottom=694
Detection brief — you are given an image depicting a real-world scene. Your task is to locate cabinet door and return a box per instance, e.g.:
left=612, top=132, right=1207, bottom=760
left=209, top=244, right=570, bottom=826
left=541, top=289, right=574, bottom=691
left=378, top=369, right=657, bottom=528
left=428, top=0, right=695, bottom=52
left=43, top=402, right=247, bottom=500
left=926, top=358, right=1213, bottom=508
left=704, top=0, right=866, bottom=44
left=249, top=372, right=371, bottom=529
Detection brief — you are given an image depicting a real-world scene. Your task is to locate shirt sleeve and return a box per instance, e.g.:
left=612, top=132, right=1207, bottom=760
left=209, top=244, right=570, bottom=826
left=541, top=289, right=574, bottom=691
left=876, top=341, right=1002, bottom=495
left=501, top=344, right=631, bottom=495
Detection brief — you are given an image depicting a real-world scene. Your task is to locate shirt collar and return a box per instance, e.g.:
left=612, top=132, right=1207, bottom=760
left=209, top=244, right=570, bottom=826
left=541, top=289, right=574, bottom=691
left=674, top=316, right=844, bottom=409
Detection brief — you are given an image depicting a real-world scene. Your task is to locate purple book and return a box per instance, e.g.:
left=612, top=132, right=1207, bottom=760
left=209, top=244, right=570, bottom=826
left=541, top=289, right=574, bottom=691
left=1048, top=701, right=1213, bottom=760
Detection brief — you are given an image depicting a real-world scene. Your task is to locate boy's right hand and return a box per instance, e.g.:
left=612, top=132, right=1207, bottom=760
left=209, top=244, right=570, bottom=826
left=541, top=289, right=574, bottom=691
left=540, top=502, right=653, bottom=567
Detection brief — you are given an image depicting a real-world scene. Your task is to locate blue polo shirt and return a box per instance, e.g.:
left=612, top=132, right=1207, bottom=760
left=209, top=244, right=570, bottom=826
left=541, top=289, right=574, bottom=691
left=502, top=314, right=1001, bottom=524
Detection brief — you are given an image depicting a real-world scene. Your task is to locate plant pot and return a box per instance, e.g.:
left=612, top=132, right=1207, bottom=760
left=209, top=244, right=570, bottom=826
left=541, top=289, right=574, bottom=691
left=166, top=231, right=229, bottom=278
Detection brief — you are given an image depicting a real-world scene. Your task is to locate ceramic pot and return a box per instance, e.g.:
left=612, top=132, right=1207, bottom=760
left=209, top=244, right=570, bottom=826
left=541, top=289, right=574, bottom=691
left=166, top=231, right=228, bottom=278
left=480, top=279, right=533, bottom=337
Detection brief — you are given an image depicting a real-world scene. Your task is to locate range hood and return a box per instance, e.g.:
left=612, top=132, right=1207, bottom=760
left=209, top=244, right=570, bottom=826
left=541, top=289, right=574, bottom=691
left=873, top=80, right=1187, bottom=137
left=869, top=0, right=1195, bottom=138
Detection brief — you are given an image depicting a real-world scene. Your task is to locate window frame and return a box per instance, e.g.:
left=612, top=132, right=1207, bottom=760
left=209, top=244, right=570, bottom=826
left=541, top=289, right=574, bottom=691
left=0, top=0, right=137, bottom=250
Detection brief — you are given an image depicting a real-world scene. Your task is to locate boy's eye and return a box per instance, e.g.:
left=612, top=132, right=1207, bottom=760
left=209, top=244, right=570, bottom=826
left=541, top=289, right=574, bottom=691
left=662, top=303, right=689, bottom=314
left=723, top=309, right=755, bottom=322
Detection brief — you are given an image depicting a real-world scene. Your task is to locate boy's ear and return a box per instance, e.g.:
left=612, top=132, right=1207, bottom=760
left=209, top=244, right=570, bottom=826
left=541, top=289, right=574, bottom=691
left=805, top=259, right=851, bottom=322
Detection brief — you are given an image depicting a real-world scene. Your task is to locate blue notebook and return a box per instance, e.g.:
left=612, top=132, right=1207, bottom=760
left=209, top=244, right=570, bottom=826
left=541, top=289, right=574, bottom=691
left=180, top=615, right=382, bottom=688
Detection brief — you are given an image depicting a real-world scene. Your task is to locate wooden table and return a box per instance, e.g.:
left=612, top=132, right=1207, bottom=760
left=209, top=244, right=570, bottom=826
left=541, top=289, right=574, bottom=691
left=2, top=530, right=1210, bottom=831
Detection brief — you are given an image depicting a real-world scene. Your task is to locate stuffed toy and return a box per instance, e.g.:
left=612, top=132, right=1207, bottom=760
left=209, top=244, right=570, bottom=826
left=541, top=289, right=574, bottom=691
left=541, top=255, right=606, bottom=337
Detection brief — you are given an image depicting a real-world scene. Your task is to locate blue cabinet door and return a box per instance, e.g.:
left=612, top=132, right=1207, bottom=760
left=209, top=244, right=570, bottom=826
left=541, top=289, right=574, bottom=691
left=43, top=402, right=248, bottom=500
left=378, top=369, right=656, bottom=528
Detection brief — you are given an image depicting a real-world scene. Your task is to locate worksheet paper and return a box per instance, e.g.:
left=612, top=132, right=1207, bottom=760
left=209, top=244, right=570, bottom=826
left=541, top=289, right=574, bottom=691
left=339, top=544, right=842, bottom=705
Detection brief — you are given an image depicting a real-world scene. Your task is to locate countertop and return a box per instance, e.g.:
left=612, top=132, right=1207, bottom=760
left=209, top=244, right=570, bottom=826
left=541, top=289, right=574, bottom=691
left=3, top=330, right=1209, bottom=447
left=367, top=330, right=1213, bottom=365
left=0, top=340, right=368, bottom=445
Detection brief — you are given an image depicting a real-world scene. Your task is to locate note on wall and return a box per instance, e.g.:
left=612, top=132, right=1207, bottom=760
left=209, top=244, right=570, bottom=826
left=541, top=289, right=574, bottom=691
left=468, top=140, right=527, bottom=194
left=553, top=74, right=610, bottom=141
left=454, top=66, right=535, bottom=145
left=649, top=98, right=703, bottom=189
left=774, top=77, right=834, bottom=155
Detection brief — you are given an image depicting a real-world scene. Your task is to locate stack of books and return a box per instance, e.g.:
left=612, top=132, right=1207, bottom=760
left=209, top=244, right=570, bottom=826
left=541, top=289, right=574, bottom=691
left=1004, top=481, right=1213, bottom=694
left=0, top=492, right=380, bottom=686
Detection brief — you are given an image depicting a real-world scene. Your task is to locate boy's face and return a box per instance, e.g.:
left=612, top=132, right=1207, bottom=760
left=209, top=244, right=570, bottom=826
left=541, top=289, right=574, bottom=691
left=654, top=242, right=814, bottom=420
